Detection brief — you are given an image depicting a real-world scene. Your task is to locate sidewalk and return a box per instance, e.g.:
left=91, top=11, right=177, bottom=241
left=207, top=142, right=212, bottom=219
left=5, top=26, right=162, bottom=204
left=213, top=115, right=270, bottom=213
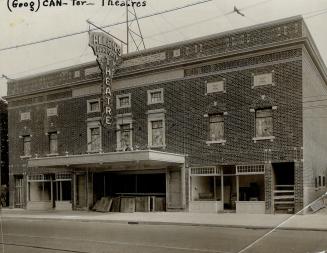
left=1, top=208, right=327, bottom=231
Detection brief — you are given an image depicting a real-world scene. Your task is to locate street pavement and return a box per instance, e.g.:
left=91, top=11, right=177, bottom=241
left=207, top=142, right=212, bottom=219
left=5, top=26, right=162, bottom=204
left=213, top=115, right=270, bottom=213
left=1, top=208, right=327, bottom=231
left=0, top=219, right=327, bottom=253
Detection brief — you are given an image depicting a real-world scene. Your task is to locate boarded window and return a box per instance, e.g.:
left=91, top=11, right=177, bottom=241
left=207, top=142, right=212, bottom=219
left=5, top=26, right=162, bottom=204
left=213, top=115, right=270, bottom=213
left=119, top=124, right=132, bottom=149
left=151, top=120, right=164, bottom=146
left=253, top=73, right=273, bottom=87
left=20, top=112, right=31, bottom=121
left=47, top=107, right=57, bottom=117
left=23, top=136, right=31, bottom=156
left=207, top=81, right=225, bottom=93
left=90, top=127, right=100, bottom=151
left=209, top=114, right=224, bottom=141
left=49, top=132, right=58, bottom=154
left=255, top=109, right=273, bottom=137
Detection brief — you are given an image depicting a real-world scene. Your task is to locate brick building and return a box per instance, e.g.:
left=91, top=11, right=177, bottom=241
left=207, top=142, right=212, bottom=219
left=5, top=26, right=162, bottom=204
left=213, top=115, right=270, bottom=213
left=0, top=98, right=8, bottom=206
left=6, top=16, right=327, bottom=214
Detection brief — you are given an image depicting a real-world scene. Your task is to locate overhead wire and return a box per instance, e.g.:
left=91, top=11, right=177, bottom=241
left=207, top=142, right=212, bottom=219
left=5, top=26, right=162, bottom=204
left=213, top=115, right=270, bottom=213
left=1, top=1, right=327, bottom=81
left=0, top=0, right=214, bottom=53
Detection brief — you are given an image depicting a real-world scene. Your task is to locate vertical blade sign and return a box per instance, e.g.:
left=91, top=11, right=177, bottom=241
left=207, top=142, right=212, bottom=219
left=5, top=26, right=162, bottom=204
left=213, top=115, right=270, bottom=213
left=89, top=32, right=122, bottom=128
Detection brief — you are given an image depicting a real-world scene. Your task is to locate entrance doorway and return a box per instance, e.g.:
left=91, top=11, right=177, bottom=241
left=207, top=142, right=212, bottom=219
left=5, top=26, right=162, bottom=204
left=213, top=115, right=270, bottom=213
left=223, top=176, right=237, bottom=210
left=75, top=174, right=87, bottom=209
left=272, top=162, right=295, bottom=213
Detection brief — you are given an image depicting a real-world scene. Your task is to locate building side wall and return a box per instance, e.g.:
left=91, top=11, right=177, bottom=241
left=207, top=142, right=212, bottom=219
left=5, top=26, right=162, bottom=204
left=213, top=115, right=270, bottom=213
left=302, top=48, right=327, bottom=208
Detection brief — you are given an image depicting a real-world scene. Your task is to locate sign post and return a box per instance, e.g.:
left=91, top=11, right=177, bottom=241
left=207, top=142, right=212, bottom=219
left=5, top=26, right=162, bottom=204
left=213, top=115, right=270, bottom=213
left=89, top=31, right=122, bottom=128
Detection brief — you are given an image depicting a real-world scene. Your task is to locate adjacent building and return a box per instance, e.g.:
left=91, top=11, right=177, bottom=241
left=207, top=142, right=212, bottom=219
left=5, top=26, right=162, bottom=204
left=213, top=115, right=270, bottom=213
left=0, top=98, right=8, bottom=206
left=6, top=16, right=327, bottom=214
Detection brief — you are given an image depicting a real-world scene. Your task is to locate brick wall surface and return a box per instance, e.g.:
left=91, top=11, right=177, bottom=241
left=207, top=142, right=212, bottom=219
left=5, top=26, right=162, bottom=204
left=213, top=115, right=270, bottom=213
left=8, top=47, right=304, bottom=210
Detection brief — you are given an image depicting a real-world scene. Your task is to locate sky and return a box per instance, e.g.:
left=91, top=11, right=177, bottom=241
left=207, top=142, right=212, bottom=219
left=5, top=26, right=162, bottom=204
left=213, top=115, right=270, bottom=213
left=0, top=0, right=327, bottom=97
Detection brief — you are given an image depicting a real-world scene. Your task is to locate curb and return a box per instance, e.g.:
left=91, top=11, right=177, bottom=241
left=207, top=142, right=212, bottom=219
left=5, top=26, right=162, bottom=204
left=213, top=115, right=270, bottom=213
left=2, top=215, right=327, bottom=232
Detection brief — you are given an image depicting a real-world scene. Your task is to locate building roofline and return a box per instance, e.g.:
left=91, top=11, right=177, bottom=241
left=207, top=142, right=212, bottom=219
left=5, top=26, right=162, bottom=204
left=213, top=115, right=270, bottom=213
left=7, top=15, right=304, bottom=84
left=126, top=15, right=304, bottom=57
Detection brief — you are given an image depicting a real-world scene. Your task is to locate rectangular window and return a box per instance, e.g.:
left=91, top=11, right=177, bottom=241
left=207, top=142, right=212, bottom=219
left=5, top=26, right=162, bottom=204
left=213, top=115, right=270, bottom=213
left=28, top=182, right=51, bottom=202
left=209, top=114, right=224, bottom=141
left=87, top=99, right=100, bottom=113
left=147, top=89, right=164, bottom=105
left=90, top=101, right=99, bottom=112
left=116, top=94, right=131, bottom=109
left=119, top=124, right=132, bottom=150
left=255, top=109, right=273, bottom=137
left=23, top=135, right=31, bottom=157
left=151, top=120, right=164, bottom=146
left=90, top=127, right=101, bottom=152
left=49, top=132, right=58, bottom=154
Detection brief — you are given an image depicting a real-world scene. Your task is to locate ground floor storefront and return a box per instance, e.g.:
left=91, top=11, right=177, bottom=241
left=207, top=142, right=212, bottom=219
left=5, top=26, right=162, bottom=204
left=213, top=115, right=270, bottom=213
left=188, top=162, right=298, bottom=214
left=11, top=150, right=186, bottom=212
left=10, top=153, right=302, bottom=214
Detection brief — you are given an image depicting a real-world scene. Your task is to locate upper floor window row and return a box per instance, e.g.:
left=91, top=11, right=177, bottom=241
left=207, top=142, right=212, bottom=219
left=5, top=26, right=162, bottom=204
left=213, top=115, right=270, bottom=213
left=20, top=107, right=58, bottom=121
left=206, top=107, right=275, bottom=145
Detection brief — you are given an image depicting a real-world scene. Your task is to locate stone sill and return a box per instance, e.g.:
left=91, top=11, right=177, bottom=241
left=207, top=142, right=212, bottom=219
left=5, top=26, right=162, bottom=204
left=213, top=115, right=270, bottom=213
left=46, top=153, right=59, bottom=157
left=20, top=155, right=32, bottom=159
left=253, top=136, right=275, bottom=142
left=206, top=140, right=226, bottom=145
left=147, top=145, right=166, bottom=149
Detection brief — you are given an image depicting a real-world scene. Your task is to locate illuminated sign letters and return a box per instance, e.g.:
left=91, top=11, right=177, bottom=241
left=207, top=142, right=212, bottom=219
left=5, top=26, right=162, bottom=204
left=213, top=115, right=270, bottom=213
left=89, top=32, right=121, bottom=128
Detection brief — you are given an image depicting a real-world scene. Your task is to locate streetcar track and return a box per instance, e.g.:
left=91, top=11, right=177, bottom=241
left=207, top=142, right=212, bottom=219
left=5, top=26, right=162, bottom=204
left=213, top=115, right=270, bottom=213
left=1, top=233, right=231, bottom=253
left=0, top=241, right=88, bottom=253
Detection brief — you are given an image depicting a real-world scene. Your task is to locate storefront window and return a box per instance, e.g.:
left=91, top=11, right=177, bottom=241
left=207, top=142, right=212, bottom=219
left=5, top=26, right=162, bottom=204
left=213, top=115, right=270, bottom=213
left=238, top=175, right=265, bottom=201
left=29, top=181, right=51, bottom=202
left=191, top=176, right=222, bottom=201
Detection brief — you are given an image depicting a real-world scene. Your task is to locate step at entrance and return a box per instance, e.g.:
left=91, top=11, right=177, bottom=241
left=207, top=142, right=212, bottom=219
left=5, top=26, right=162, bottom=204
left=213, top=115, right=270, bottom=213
left=273, top=185, right=295, bottom=214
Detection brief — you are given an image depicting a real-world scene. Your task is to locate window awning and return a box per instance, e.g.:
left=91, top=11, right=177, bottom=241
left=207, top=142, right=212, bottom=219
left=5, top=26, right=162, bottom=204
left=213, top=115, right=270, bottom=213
left=27, top=150, right=185, bottom=169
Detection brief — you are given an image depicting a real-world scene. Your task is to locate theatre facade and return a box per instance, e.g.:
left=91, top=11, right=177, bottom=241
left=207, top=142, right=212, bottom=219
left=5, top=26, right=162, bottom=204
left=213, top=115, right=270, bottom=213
left=6, top=16, right=327, bottom=214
